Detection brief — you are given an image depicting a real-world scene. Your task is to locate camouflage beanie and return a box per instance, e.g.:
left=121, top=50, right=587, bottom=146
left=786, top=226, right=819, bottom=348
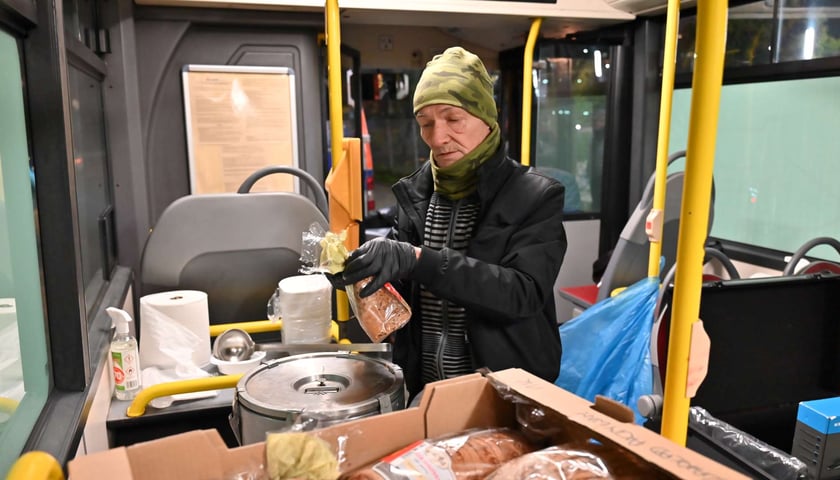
left=413, top=47, right=497, bottom=127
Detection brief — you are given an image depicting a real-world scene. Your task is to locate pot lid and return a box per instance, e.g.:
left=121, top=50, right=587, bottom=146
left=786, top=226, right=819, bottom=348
left=236, top=352, right=403, bottom=419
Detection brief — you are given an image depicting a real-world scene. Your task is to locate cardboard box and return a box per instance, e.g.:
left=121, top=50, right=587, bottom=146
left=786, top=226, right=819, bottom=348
left=69, top=368, right=749, bottom=479
left=68, top=428, right=266, bottom=480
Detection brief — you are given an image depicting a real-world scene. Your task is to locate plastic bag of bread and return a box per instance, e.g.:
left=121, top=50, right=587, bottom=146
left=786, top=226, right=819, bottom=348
left=487, top=441, right=673, bottom=479
left=300, top=224, right=412, bottom=343
left=345, top=277, right=411, bottom=342
left=484, top=445, right=613, bottom=479
left=341, top=427, right=536, bottom=479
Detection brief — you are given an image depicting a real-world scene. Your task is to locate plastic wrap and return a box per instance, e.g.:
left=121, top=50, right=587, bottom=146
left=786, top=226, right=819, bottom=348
left=484, top=445, right=613, bottom=479
left=345, top=278, right=411, bottom=342
left=340, top=427, right=536, bottom=479
left=688, top=406, right=808, bottom=480
left=487, top=376, right=671, bottom=479
left=265, top=432, right=339, bottom=480
left=300, top=223, right=411, bottom=343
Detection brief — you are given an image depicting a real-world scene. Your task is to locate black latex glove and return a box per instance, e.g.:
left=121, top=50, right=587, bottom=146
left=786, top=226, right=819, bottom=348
left=341, top=237, right=418, bottom=298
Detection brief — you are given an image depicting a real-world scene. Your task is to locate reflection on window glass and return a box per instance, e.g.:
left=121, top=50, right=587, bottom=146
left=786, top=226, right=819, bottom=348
left=68, top=65, right=113, bottom=316
left=669, top=76, right=840, bottom=258
left=63, top=0, right=97, bottom=50
left=676, top=0, right=840, bottom=73
left=533, top=45, right=609, bottom=214
left=0, top=30, right=50, bottom=477
left=361, top=69, right=426, bottom=207
left=776, top=0, right=840, bottom=62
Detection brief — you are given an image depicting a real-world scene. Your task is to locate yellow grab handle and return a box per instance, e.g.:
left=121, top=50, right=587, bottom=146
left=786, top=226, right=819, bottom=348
left=0, top=395, right=19, bottom=415
left=126, top=374, right=242, bottom=417
left=209, top=320, right=282, bottom=338
left=211, top=320, right=341, bottom=341
left=7, top=451, right=64, bottom=480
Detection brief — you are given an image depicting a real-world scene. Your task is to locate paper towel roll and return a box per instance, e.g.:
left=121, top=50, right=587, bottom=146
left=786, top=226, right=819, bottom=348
left=139, top=290, right=211, bottom=368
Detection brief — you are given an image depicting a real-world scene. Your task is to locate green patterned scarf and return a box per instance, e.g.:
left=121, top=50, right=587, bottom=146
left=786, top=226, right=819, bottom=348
left=431, top=123, right=500, bottom=200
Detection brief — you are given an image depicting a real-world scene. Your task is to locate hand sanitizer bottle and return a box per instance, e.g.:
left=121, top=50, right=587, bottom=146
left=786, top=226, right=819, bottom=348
left=107, top=307, right=142, bottom=400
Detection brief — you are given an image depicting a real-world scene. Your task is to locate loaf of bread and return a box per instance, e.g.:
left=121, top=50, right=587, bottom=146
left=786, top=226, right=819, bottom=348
left=485, top=445, right=613, bottom=479
left=346, top=278, right=411, bottom=343
left=486, top=441, right=673, bottom=479
left=342, top=427, right=535, bottom=479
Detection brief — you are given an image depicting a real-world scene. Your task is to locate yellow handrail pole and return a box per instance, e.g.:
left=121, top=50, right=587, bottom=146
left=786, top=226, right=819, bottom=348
left=647, top=0, right=680, bottom=278
left=520, top=18, right=542, bottom=166
left=326, top=0, right=343, bottom=171
left=660, top=0, right=727, bottom=445
left=325, top=0, right=351, bottom=324
left=7, top=451, right=64, bottom=480
left=126, top=374, right=242, bottom=417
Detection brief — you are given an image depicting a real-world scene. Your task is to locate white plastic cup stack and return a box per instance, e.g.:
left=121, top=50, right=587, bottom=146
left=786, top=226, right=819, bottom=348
left=271, top=274, right=332, bottom=344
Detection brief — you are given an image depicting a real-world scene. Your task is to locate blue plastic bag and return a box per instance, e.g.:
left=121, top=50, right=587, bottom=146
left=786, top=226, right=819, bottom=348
left=556, top=276, right=658, bottom=423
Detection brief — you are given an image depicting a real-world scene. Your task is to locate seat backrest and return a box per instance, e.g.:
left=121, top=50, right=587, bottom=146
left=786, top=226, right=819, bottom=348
left=652, top=274, right=840, bottom=450
left=783, top=236, right=840, bottom=276
left=596, top=151, right=714, bottom=301
left=650, top=246, right=739, bottom=395
left=140, top=192, right=328, bottom=326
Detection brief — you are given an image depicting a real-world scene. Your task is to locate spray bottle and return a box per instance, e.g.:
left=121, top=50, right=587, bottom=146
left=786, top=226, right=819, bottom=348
left=106, top=307, right=142, bottom=400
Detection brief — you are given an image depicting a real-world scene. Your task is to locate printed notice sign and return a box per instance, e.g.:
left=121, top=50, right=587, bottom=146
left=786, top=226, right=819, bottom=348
left=182, top=65, right=299, bottom=194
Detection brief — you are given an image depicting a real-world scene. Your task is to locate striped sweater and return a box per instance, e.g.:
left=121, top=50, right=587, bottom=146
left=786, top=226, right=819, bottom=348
left=420, top=192, right=480, bottom=384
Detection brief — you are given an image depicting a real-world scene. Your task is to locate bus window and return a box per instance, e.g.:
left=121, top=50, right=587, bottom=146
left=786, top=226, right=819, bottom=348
left=670, top=75, right=840, bottom=260
left=669, top=0, right=840, bottom=264
left=361, top=69, right=426, bottom=207
left=533, top=43, right=609, bottom=216
left=0, top=29, right=50, bottom=475
left=677, top=0, right=840, bottom=73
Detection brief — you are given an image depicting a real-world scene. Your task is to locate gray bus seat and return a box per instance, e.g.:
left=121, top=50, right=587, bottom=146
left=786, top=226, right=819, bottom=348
left=782, top=236, right=840, bottom=276
left=643, top=273, right=840, bottom=453
left=649, top=246, right=740, bottom=396
left=557, top=150, right=714, bottom=310
left=139, top=168, right=328, bottom=326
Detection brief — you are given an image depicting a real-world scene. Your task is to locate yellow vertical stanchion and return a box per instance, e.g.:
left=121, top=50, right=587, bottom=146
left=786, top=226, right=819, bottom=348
left=660, top=0, right=728, bottom=446
left=520, top=18, right=542, bottom=166
left=325, top=0, right=343, bottom=172
left=324, top=0, right=361, bottom=325
left=647, top=0, right=680, bottom=278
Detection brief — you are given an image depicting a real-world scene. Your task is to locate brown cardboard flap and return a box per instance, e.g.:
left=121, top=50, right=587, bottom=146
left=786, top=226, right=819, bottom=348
left=423, top=373, right=515, bottom=438
left=126, top=430, right=227, bottom=480
left=223, top=442, right=267, bottom=479
left=489, top=369, right=749, bottom=480
left=68, top=447, right=133, bottom=480
left=311, top=407, right=426, bottom=473
left=593, top=395, right=636, bottom=423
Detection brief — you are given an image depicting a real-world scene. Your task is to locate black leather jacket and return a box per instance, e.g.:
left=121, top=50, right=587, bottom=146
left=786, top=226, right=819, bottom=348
left=389, top=146, right=568, bottom=397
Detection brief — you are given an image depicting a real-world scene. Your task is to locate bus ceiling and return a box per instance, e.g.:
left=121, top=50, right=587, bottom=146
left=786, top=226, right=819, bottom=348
left=131, top=0, right=640, bottom=50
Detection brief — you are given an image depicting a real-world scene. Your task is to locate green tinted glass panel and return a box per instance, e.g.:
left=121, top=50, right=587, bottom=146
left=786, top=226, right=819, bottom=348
left=669, top=76, right=840, bottom=259
left=0, top=30, right=50, bottom=477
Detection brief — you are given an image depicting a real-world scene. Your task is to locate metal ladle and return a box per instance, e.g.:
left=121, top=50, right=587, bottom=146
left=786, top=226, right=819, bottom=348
left=213, top=328, right=256, bottom=362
